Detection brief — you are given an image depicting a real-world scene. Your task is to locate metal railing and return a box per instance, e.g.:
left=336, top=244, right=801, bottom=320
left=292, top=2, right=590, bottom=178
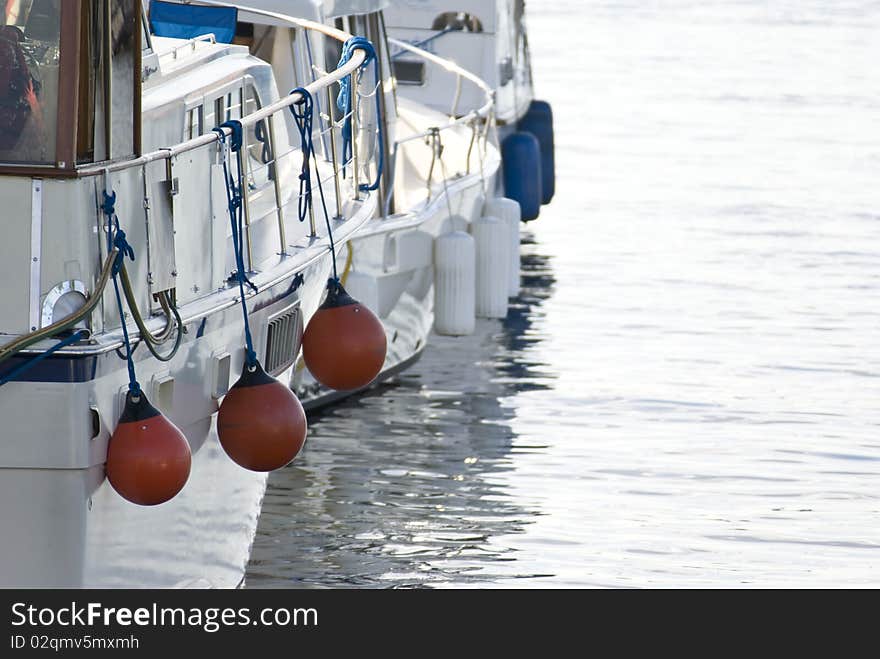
left=81, top=2, right=372, bottom=263
left=157, top=32, right=217, bottom=60
left=384, top=37, right=496, bottom=216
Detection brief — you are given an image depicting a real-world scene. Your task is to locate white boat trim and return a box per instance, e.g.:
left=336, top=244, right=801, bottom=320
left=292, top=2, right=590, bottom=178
left=29, top=179, right=43, bottom=334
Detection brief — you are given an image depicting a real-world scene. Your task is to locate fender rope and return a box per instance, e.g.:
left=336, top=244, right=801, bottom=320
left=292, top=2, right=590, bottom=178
left=336, top=36, right=384, bottom=193
left=214, top=122, right=258, bottom=368
left=290, top=87, right=341, bottom=292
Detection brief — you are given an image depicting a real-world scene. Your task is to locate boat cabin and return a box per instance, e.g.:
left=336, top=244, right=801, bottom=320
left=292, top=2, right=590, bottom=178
left=214, top=0, right=395, bottom=205
left=0, top=1, right=299, bottom=337
left=383, top=0, right=533, bottom=123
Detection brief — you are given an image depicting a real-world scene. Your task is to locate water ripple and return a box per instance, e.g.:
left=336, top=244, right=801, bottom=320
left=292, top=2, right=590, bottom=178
left=246, top=0, right=880, bottom=588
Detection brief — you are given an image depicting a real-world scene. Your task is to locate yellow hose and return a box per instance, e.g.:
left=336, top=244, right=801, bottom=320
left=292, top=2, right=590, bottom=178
left=340, top=241, right=354, bottom=286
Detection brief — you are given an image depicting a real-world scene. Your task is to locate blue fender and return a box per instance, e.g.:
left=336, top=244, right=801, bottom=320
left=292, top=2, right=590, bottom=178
left=502, top=132, right=542, bottom=222
left=518, top=100, right=555, bottom=204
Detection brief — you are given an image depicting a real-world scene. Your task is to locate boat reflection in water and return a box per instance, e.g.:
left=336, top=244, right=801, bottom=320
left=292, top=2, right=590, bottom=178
left=246, top=231, right=556, bottom=588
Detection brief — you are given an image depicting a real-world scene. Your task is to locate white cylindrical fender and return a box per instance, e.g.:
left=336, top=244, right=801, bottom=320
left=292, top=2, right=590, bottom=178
left=434, top=231, right=476, bottom=336
left=343, top=270, right=380, bottom=317
left=485, top=197, right=522, bottom=297
left=472, top=215, right=509, bottom=319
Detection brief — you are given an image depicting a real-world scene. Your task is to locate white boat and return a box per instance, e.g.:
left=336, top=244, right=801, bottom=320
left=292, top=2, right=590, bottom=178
left=0, top=0, right=538, bottom=588
left=384, top=0, right=534, bottom=132
left=220, top=1, right=509, bottom=408
left=384, top=0, right=555, bottom=219
left=0, top=0, right=381, bottom=587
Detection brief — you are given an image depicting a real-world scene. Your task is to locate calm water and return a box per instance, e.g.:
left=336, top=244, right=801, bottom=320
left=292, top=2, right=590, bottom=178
left=246, top=0, right=880, bottom=588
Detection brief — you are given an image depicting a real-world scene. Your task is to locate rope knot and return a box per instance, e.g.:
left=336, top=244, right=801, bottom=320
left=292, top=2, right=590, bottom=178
left=336, top=37, right=377, bottom=114
left=101, top=190, right=116, bottom=217
left=290, top=87, right=312, bottom=111
left=112, top=229, right=135, bottom=274
left=334, top=36, right=384, bottom=193
left=218, top=120, right=244, bottom=152
left=101, top=191, right=142, bottom=396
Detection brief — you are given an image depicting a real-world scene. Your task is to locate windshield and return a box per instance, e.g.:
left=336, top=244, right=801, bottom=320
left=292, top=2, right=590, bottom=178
left=0, top=0, right=61, bottom=165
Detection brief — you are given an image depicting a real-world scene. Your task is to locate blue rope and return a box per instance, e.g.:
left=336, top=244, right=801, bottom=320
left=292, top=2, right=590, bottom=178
left=389, top=27, right=457, bottom=60
left=253, top=120, right=274, bottom=180
left=213, top=123, right=258, bottom=368
left=289, top=87, right=339, bottom=285
left=0, top=330, right=88, bottom=388
left=103, top=191, right=141, bottom=397
left=289, top=90, right=316, bottom=228
left=336, top=36, right=385, bottom=192
left=303, top=30, right=331, bottom=157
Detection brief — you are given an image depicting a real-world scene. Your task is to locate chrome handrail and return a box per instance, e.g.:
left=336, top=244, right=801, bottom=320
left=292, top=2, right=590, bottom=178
left=383, top=37, right=496, bottom=216
left=83, top=1, right=373, bottom=295
left=156, top=32, right=217, bottom=60
left=387, top=37, right=495, bottom=145
left=80, top=2, right=366, bottom=177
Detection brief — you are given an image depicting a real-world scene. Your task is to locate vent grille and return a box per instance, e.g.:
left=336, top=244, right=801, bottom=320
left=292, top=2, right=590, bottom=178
left=264, top=306, right=303, bottom=376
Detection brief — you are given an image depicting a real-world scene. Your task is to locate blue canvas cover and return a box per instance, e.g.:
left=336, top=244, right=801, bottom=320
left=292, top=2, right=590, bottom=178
left=149, top=0, right=238, bottom=44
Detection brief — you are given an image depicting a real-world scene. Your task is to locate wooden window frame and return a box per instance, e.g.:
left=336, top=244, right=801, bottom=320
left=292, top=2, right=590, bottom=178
left=0, top=1, right=142, bottom=179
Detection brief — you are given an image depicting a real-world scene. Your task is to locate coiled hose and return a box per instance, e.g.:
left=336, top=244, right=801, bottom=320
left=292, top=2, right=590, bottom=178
left=0, top=249, right=183, bottom=368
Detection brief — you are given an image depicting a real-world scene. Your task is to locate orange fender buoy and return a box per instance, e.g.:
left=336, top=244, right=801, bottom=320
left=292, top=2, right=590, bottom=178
left=302, top=283, right=387, bottom=391
left=217, top=361, right=308, bottom=472
left=106, top=392, right=192, bottom=506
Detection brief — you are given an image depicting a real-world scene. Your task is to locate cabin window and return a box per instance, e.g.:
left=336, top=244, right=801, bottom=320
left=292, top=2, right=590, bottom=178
left=107, top=0, right=138, bottom=159
left=0, top=0, right=62, bottom=165
left=244, top=83, right=274, bottom=185
left=223, top=89, right=242, bottom=121
left=79, top=0, right=139, bottom=163
left=208, top=83, right=274, bottom=187
left=76, top=0, right=96, bottom=163
left=243, top=83, right=259, bottom=121
left=210, top=96, right=222, bottom=127
left=141, top=6, right=152, bottom=53
left=392, top=59, right=425, bottom=86
left=186, top=105, right=202, bottom=139
left=0, top=0, right=141, bottom=173
left=208, top=88, right=240, bottom=128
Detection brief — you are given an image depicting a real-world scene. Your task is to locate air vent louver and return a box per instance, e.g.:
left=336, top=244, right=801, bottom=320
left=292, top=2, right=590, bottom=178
left=264, top=306, right=303, bottom=376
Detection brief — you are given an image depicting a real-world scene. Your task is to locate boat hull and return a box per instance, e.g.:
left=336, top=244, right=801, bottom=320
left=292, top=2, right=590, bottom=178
left=0, top=254, right=334, bottom=588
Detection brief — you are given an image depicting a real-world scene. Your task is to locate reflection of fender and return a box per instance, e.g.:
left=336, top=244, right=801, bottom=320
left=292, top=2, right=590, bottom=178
left=0, top=26, right=33, bottom=150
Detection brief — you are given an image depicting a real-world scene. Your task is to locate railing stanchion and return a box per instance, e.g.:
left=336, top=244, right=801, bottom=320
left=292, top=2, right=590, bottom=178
left=308, top=189, right=317, bottom=239
left=267, top=117, right=287, bottom=254
left=326, top=86, right=343, bottom=220
left=240, top=126, right=254, bottom=270
left=451, top=72, right=462, bottom=118
left=351, top=72, right=360, bottom=199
